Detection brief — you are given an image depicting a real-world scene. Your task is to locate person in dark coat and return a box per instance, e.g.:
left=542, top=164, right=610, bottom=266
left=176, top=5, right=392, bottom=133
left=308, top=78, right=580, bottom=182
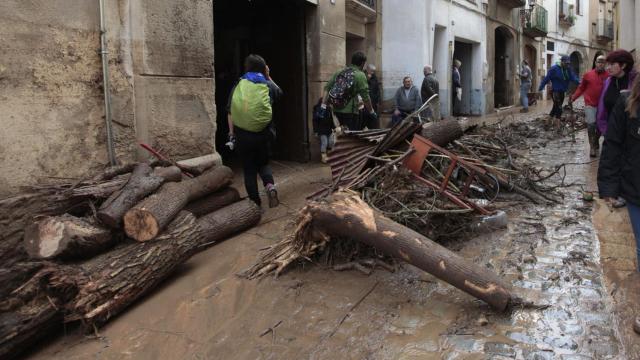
left=452, top=59, right=462, bottom=116
left=366, top=64, right=381, bottom=113
left=312, top=97, right=336, bottom=163
left=598, top=73, right=640, bottom=268
left=421, top=64, right=440, bottom=120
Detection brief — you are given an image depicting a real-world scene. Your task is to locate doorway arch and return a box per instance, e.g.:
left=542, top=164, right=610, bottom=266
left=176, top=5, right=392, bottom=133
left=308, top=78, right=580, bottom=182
left=570, top=51, right=582, bottom=77
left=494, top=26, right=514, bottom=108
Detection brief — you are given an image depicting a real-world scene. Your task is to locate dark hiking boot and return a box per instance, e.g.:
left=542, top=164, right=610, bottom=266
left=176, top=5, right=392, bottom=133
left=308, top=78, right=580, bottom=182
left=519, top=108, right=529, bottom=113
left=266, top=184, right=279, bottom=208
left=588, top=127, right=598, bottom=157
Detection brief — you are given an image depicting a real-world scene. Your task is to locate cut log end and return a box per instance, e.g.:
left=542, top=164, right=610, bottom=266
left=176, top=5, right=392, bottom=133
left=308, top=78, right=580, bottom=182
left=123, top=209, right=159, bottom=242
left=24, top=218, right=65, bottom=258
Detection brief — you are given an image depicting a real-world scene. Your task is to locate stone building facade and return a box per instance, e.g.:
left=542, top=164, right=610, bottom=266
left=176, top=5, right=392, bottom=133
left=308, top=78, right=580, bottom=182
left=0, top=0, right=217, bottom=195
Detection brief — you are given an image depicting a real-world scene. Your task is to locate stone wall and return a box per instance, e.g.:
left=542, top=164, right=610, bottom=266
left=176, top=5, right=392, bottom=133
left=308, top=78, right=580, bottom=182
left=0, top=0, right=218, bottom=196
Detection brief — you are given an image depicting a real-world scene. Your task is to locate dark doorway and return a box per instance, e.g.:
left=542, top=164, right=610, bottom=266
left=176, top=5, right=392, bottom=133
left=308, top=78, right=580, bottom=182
left=569, top=51, right=582, bottom=93
left=494, top=26, right=514, bottom=108
left=214, top=0, right=308, bottom=163
left=592, top=51, right=604, bottom=69
left=453, top=40, right=473, bottom=115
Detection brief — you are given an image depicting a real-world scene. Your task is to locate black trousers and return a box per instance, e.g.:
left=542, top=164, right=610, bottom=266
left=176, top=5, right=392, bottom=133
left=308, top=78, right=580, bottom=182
left=335, top=112, right=358, bottom=130
left=235, top=126, right=274, bottom=206
left=550, top=91, right=565, bottom=119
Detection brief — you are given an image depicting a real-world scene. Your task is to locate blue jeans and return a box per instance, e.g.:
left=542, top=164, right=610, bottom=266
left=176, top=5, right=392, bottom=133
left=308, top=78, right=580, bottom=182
left=628, top=202, right=640, bottom=270
left=520, top=82, right=531, bottom=109
left=320, top=133, right=335, bottom=153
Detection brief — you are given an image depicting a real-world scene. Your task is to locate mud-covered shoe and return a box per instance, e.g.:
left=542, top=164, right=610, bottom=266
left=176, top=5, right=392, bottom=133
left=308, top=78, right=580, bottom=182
left=321, top=152, right=328, bottom=164
left=266, top=184, right=279, bottom=208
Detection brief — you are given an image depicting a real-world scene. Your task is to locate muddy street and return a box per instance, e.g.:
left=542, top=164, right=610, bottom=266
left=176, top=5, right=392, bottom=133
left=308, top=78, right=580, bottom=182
left=21, top=104, right=635, bottom=360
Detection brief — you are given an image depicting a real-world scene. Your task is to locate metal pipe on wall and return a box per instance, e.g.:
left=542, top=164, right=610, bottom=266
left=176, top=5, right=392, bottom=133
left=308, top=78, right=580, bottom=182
left=99, top=0, right=117, bottom=166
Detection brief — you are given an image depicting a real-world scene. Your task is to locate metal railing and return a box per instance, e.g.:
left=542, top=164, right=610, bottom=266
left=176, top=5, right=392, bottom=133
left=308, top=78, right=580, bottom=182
left=524, top=5, right=548, bottom=35
left=597, top=18, right=614, bottom=40
left=356, top=0, right=375, bottom=9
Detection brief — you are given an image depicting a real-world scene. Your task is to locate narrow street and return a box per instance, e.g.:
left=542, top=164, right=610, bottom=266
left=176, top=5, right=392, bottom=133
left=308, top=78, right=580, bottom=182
left=25, top=103, right=637, bottom=360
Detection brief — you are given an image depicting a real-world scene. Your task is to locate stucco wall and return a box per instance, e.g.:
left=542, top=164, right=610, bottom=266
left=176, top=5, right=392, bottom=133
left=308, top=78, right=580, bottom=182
left=0, top=0, right=217, bottom=196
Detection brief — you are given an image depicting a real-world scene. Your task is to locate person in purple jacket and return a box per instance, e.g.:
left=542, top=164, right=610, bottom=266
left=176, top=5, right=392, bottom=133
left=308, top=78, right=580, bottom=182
left=596, top=50, right=637, bottom=136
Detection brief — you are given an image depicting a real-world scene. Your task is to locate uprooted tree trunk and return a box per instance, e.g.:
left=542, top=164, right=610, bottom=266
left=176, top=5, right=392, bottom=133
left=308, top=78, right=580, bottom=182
left=23, top=215, right=115, bottom=260
left=0, top=200, right=261, bottom=357
left=124, top=166, right=234, bottom=241
left=97, top=164, right=182, bottom=228
left=421, top=119, right=464, bottom=147
left=184, top=187, right=241, bottom=217
left=244, top=191, right=512, bottom=311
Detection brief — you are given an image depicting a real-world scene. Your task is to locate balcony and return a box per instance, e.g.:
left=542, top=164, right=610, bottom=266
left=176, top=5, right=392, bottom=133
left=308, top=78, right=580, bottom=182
left=558, top=1, right=575, bottom=27
left=346, top=0, right=376, bottom=19
left=523, top=5, right=548, bottom=38
left=597, top=18, right=614, bottom=42
left=498, top=0, right=527, bottom=9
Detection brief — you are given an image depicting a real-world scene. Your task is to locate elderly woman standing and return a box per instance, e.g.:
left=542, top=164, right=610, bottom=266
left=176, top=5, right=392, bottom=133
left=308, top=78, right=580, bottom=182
left=598, top=72, right=640, bottom=270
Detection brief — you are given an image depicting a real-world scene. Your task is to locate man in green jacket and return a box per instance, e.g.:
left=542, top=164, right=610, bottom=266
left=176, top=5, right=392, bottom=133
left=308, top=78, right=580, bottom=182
left=321, top=51, right=377, bottom=131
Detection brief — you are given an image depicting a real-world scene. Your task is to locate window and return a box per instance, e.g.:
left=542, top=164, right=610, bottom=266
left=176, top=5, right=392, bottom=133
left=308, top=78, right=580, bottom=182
left=547, top=41, right=555, bottom=51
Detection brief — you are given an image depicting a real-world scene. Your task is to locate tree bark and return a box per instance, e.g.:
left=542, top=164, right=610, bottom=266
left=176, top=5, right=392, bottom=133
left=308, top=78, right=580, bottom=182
left=65, top=199, right=260, bottom=325
left=124, top=166, right=234, bottom=241
left=0, top=166, right=180, bottom=265
left=97, top=164, right=181, bottom=228
left=421, top=119, right=464, bottom=147
left=23, top=215, right=115, bottom=260
left=294, top=192, right=512, bottom=311
left=184, top=187, right=240, bottom=217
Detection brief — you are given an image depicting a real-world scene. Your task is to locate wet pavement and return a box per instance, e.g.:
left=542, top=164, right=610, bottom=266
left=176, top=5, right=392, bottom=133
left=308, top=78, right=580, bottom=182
left=27, top=103, right=636, bottom=359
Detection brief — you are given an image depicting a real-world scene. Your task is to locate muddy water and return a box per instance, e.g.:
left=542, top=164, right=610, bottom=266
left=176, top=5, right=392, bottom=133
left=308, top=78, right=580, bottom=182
left=30, top=112, right=625, bottom=359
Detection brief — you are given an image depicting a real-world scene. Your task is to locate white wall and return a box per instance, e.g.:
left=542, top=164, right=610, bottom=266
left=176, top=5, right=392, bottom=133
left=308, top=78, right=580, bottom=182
left=619, top=0, right=637, bottom=53
left=382, top=0, right=487, bottom=115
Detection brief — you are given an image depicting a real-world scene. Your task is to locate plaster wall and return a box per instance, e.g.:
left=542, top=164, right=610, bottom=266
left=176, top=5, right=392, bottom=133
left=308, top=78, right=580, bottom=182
left=0, top=0, right=218, bottom=195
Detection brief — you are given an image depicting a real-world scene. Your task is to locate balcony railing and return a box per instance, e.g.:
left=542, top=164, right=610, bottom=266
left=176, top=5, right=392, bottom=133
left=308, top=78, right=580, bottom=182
left=356, top=0, right=375, bottom=9
left=597, top=18, right=614, bottom=42
left=523, top=5, right=548, bottom=38
left=498, top=0, right=527, bottom=9
left=558, top=1, right=575, bottom=27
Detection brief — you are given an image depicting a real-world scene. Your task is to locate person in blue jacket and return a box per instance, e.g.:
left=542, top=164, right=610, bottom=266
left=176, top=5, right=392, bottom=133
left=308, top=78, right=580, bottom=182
left=538, top=55, right=580, bottom=120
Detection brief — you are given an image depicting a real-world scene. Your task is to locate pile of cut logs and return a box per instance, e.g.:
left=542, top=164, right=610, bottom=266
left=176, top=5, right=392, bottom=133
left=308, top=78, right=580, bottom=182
left=0, top=161, right=260, bottom=359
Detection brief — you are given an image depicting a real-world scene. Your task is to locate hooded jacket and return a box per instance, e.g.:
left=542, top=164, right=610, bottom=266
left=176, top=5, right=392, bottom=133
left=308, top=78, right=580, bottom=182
left=538, top=64, right=580, bottom=93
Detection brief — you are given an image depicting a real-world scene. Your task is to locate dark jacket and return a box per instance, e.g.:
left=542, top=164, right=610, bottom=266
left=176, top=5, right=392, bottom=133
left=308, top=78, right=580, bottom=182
left=452, top=67, right=461, bottom=89
left=538, top=64, right=580, bottom=93
left=596, top=70, right=638, bottom=134
left=312, top=103, right=335, bottom=136
left=368, top=73, right=381, bottom=108
left=421, top=74, right=439, bottom=102
left=598, top=92, right=640, bottom=206
left=393, top=85, right=422, bottom=112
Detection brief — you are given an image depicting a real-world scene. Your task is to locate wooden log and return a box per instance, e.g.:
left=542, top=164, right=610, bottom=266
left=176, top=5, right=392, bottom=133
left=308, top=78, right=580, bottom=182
left=184, top=187, right=240, bottom=217
left=294, top=192, right=512, bottom=311
left=124, top=166, right=234, bottom=241
left=97, top=164, right=181, bottom=228
left=421, top=119, right=464, bottom=147
left=65, top=199, right=260, bottom=325
left=23, top=215, right=114, bottom=260
left=0, top=165, right=176, bottom=265
left=0, top=262, right=43, bottom=300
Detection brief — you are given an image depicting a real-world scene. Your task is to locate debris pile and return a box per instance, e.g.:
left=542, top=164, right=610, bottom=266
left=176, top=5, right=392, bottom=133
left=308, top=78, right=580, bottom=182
left=244, top=108, right=578, bottom=311
left=0, top=158, right=261, bottom=358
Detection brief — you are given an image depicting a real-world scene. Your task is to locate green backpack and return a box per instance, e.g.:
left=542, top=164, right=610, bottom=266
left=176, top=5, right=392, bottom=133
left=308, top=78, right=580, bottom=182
left=230, top=79, right=272, bottom=132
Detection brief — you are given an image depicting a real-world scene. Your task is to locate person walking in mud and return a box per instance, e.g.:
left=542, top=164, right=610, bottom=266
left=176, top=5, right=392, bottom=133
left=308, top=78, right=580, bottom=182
left=597, top=70, right=640, bottom=333
left=570, top=55, right=608, bottom=157
left=519, top=60, right=532, bottom=113
left=538, top=55, right=580, bottom=124
left=227, top=54, right=282, bottom=208
left=452, top=59, right=462, bottom=116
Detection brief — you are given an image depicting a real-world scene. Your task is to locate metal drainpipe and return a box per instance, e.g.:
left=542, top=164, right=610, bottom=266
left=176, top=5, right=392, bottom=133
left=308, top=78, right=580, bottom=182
left=99, top=0, right=117, bottom=166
